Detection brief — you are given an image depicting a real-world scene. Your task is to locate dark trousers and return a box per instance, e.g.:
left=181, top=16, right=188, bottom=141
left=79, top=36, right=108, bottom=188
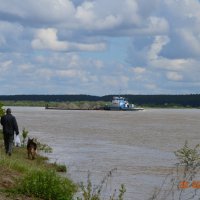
left=3, top=133, right=14, bottom=154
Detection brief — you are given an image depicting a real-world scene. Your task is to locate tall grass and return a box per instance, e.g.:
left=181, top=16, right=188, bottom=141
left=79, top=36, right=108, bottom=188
left=0, top=156, right=29, bottom=173
left=77, top=169, right=126, bottom=200
left=16, top=169, right=77, bottom=200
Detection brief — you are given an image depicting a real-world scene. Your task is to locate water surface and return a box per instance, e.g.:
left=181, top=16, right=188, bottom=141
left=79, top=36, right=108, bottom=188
left=8, top=107, right=200, bottom=199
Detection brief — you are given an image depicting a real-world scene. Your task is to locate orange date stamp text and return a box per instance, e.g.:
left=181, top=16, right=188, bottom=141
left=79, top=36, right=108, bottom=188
left=179, top=181, right=200, bottom=189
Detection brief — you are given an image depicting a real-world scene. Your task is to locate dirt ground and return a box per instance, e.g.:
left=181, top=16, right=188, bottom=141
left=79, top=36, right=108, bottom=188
left=0, top=166, right=18, bottom=199
left=0, top=146, right=42, bottom=200
left=0, top=165, right=42, bottom=200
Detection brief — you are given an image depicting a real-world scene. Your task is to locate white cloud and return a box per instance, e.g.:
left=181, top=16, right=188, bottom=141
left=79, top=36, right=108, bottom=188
left=0, top=21, right=24, bottom=43
left=75, top=3, right=123, bottom=30
left=135, top=17, right=169, bottom=35
left=67, top=54, right=81, bottom=68
left=31, top=28, right=68, bottom=51
left=0, top=60, right=12, bottom=72
left=93, top=60, right=104, bottom=69
left=95, top=15, right=122, bottom=30
left=148, top=35, right=170, bottom=60
left=150, top=58, right=189, bottom=71
left=145, top=83, right=157, bottom=90
left=124, top=0, right=140, bottom=23
left=1, top=0, right=200, bottom=95
left=56, top=69, right=82, bottom=78
left=177, top=29, right=200, bottom=55
left=18, top=64, right=33, bottom=72
left=166, top=71, right=183, bottom=81
left=101, top=76, right=119, bottom=87
left=74, top=0, right=141, bottom=31
left=75, top=2, right=96, bottom=26
left=0, top=35, right=6, bottom=46
left=131, top=67, right=146, bottom=74
left=71, top=42, right=106, bottom=51
left=101, top=75, right=129, bottom=89
left=0, top=0, right=75, bottom=24
left=36, top=68, right=54, bottom=80
left=32, top=28, right=106, bottom=51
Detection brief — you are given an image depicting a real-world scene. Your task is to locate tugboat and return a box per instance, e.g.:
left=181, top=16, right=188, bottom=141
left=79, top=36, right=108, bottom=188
left=104, top=96, right=144, bottom=111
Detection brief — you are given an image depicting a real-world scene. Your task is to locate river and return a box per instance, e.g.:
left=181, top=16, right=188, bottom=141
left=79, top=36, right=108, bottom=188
left=6, top=107, right=200, bottom=200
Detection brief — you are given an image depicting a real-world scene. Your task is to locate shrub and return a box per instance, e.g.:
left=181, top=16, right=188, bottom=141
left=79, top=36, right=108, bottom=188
left=0, top=102, right=5, bottom=117
left=77, top=169, right=126, bottom=200
left=22, top=128, right=29, bottom=146
left=174, top=140, right=200, bottom=168
left=17, top=169, right=77, bottom=200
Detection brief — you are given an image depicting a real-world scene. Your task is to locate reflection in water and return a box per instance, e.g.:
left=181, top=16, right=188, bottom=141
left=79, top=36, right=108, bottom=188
left=8, top=107, right=200, bottom=200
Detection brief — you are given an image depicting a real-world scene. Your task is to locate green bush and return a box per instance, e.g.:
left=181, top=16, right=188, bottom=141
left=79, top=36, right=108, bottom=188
left=22, top=128, right=29, bottom=147
left=174, top=140, right=200, bottom=167
left=0, top=102, right=5, bottom=117
left=17, top=169, right=77, bottom=200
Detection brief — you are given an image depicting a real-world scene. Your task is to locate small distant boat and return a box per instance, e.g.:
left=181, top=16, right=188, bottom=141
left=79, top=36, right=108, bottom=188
left=104, top=96, right=144, bottom=111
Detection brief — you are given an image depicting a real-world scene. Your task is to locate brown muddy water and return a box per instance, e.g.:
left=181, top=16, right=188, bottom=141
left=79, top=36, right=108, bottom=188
left=7, top=107, right=200, bottom=199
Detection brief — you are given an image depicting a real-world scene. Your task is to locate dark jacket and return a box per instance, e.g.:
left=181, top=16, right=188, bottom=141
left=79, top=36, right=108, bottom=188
left=1, top=114, right=19, bottom=135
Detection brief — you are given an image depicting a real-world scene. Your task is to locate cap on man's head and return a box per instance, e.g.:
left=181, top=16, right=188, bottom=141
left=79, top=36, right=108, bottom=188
left=6, top=108, right=11, bottom=114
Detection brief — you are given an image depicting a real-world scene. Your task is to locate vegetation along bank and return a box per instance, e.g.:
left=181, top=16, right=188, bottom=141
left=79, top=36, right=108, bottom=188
left=0, top=94, right=200, bottom=108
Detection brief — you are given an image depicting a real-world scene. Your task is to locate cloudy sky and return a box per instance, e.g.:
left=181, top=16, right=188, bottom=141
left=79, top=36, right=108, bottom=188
left=0, top=0, right=200, bottom=96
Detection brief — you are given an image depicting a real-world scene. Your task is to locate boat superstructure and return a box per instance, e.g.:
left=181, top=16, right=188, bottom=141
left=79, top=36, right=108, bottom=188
left=104, top=96, right=144, bottom=111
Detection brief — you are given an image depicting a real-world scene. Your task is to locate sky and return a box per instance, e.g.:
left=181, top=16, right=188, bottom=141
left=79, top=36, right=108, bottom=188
left=0, top=0, right=200, bottom=96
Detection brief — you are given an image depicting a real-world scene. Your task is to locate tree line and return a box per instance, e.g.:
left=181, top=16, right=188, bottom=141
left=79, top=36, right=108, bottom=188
left=0, top=94, right=200, bottom=107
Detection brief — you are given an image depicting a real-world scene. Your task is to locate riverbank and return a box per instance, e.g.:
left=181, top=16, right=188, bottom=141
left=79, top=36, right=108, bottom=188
left=0, top=129, right=126, bottom=200
left=0, top=130, right=77, bottom=200
left=2, top=100, right=199, bottom=110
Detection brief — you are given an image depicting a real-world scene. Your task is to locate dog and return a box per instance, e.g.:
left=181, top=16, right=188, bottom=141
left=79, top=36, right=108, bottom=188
left=27, top=138, right=37, bottom=160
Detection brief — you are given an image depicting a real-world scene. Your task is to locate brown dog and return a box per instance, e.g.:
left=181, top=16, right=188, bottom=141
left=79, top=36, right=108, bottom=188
left=27, top=138, right=37, bottom=160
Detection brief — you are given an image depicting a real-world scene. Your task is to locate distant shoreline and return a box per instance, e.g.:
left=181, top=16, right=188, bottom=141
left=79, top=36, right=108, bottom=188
left=1, top=101, right=199, bottom=110
left=1, top=94, right=200, bottom=108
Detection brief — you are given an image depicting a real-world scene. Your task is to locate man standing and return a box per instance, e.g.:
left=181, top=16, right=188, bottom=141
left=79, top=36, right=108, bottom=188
left=1, top=108, right=19, bottom=156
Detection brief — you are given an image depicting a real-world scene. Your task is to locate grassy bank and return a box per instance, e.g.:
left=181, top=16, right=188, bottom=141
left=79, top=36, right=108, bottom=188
left=0, top=130, right=126, bottom=200
left=0, top=130, right=77, bottom=200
